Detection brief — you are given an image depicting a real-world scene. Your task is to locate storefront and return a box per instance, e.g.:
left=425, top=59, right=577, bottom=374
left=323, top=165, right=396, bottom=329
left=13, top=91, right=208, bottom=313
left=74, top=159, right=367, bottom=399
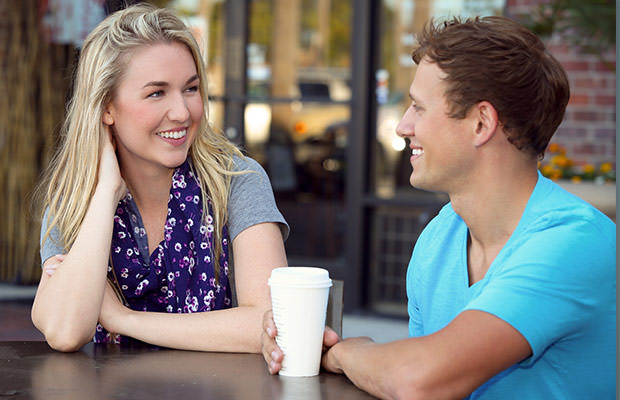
left=181, top=0, right=505, bottom=315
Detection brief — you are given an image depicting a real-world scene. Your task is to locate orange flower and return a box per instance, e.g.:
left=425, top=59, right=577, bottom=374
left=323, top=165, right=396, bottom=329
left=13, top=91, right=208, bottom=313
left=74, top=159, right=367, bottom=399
left=550, top=170, right=562, bottom=180
left=548, top=143, right=560, bottom=153
left=600, top=162, right=613, bottom=174
left=582, top=164, right=595, bottom=174
left=541, top=164, right=555, bottom=177
left=571, top=176, right=582, bottom=183
left=551, top=155, right=569, bottom=168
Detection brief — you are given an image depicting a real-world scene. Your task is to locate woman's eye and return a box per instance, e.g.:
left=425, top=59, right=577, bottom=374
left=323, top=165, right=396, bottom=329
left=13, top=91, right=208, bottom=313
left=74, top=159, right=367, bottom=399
left=185, top=85, right=199, bottom=93
left=148, top=90, right=164, bottom=98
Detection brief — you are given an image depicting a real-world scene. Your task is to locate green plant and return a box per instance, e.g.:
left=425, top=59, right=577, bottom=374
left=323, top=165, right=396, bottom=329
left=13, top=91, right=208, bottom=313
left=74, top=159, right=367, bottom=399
left=519, top=0, right=615, bottom=71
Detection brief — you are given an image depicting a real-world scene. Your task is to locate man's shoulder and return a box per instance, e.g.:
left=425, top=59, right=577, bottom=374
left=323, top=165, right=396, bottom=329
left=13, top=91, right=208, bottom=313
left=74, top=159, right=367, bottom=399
left=525, top=178, right=615, bottom=240
left=503, top=181, right=616, bottom=279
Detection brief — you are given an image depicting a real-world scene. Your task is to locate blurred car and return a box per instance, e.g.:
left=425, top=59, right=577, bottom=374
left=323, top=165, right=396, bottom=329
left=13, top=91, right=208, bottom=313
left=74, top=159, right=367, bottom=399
left=244, top=76, right=350, bottom=145
left=288, top=80, right=350, bottom=143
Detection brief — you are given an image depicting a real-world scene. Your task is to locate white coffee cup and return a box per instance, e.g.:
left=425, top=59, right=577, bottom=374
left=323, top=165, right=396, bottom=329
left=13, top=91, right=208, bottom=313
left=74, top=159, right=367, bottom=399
left=268, top=267, right=333, bottom=377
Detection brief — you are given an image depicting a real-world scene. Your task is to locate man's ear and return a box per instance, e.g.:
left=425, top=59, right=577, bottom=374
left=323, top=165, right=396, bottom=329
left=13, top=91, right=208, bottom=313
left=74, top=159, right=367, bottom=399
left=102, top=107, right=114, bottom=126
left=472, top=101, right=499, bottom=147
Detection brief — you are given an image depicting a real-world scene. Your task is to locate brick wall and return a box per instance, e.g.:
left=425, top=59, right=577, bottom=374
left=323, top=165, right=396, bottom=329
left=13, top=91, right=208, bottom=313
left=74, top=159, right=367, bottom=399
left=505, top=0, right=616, bottom=169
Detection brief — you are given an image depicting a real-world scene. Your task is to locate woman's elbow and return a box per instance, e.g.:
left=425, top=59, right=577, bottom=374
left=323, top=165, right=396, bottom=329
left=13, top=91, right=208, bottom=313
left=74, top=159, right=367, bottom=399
left=44, top=329, right=92, bottom=352
left=32, top=312, right=92, bottom=352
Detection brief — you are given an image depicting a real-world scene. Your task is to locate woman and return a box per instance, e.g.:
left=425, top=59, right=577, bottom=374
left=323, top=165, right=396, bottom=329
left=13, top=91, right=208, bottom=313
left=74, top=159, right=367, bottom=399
left=32, top=3, right=288, bottom=353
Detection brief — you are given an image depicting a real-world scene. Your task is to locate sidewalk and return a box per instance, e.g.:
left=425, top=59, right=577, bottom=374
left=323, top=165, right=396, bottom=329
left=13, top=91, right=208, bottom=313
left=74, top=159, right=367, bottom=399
left=343, top=313, right=409, bottom=343
left=0, top=283, right=37, bottom=301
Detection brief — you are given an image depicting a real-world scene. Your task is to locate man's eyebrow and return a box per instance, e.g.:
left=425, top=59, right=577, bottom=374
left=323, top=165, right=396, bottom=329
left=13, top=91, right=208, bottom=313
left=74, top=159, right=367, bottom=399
left=409, top=92, right=422, bottom=104
left=142, top=75, right=199, bottom=89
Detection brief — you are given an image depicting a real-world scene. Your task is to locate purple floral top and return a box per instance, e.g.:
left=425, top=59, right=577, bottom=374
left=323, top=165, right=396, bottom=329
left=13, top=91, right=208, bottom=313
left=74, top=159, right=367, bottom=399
left=95, top=160, right=231, bottom=343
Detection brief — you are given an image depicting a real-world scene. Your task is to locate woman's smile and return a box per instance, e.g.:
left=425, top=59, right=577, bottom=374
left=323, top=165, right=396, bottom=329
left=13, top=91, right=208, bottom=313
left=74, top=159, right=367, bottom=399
left=156, top=127, right=188, bottom=146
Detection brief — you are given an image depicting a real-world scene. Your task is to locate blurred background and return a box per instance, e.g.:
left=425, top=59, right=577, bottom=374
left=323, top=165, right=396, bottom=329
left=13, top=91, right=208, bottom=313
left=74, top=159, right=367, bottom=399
left=0, top=0, right=615, bottom=339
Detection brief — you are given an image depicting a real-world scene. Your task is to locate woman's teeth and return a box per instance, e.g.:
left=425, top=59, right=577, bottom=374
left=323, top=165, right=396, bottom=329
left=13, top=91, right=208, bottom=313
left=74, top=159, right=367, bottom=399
left=412, top=148, right=424, bottom=156
left=157, top=129, right=186, bottom=139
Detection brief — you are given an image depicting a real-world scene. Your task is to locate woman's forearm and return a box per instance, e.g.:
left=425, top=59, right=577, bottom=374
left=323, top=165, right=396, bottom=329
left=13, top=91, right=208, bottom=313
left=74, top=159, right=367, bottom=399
left=113, top=304, right=267, bottom=353
left=32, top=187, right=118, bottom=351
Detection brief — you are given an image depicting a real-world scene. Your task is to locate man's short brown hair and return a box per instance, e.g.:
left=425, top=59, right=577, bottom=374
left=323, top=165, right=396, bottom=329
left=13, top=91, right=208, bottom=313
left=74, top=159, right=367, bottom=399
left=412, top=16, right=570, bottom=158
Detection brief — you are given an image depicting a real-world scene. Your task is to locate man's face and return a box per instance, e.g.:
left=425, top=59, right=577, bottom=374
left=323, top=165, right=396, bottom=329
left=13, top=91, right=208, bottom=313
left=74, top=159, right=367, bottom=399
left=396, top=59, right=475, bottom=193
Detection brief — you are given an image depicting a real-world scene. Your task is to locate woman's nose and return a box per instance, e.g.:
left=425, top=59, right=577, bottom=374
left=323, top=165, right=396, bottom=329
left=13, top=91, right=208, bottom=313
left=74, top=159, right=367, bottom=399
left=168, top=93, right=190, bottom=122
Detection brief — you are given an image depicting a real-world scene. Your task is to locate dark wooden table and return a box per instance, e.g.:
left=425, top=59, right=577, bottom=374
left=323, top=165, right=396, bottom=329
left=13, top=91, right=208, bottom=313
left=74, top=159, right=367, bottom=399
left=0, top=341, right=375, bottom=399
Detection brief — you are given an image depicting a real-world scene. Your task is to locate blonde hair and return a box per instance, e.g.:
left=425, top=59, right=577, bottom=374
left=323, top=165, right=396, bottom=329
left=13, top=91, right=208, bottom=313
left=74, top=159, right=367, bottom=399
left=39, top=3, right=243, bottom=268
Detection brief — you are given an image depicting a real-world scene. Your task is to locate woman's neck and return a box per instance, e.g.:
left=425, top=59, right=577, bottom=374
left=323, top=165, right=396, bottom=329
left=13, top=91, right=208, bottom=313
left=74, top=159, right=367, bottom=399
left=120, top=160, right=176, bottom=212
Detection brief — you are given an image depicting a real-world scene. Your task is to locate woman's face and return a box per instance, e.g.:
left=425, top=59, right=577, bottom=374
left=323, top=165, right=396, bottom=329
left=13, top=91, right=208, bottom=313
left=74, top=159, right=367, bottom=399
left=103, top=41, right=203, bottom=175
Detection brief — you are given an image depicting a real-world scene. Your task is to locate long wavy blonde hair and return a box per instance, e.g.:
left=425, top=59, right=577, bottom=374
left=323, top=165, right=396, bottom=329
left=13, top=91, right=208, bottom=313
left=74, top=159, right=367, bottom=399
left=39, top=3, right=243, bottom=266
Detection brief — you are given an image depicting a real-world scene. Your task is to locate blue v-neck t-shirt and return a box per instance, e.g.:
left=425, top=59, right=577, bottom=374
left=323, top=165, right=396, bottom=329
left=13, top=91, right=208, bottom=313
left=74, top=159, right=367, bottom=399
left=406, top=172, right=616, bottom=399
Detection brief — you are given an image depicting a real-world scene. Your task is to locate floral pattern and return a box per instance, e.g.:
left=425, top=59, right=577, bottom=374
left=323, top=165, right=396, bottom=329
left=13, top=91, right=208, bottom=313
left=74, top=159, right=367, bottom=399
left=95, top=160, right=231, bottom=344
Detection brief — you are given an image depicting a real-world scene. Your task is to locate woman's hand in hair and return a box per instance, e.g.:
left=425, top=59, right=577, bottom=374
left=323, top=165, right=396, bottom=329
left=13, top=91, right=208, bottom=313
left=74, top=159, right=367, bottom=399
left=98, top=125, right=127, bottom=204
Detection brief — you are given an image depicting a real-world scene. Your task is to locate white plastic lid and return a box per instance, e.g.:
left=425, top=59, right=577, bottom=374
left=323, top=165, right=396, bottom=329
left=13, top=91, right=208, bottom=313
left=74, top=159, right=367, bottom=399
left=268, top=267, right=333, bottom=288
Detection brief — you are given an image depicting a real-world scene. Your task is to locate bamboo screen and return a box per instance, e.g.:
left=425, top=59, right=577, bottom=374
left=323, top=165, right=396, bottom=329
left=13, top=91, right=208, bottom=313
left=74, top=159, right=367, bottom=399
left=0, top=1, right=77, bottom=283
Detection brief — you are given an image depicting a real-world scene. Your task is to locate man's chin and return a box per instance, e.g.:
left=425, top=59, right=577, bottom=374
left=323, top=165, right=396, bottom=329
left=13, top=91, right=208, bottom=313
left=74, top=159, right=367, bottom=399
left=410, top=175, right=438, bottom=193
left=410, top=174, right=423, bottom=190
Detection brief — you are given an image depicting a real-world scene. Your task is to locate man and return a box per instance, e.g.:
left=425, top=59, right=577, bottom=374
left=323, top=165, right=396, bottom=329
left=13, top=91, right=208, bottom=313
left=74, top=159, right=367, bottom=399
left=262, top=16, right=616, bottom=399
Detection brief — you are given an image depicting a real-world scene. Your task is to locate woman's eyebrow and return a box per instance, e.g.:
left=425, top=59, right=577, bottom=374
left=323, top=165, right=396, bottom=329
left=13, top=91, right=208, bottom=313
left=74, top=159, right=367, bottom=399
left=185, top=74, right=199, bottom=85
left=143, top=81, right=167, bottom=88
left=142, top=75, right=199, bottom=89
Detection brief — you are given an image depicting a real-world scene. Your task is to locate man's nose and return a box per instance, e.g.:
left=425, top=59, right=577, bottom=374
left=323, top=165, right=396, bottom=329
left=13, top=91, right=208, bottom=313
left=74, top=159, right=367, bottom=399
left=395, top=107, right=415, bottom=138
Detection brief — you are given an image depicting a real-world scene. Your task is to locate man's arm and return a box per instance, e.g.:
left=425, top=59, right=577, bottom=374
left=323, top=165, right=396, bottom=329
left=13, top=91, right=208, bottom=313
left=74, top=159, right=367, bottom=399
left=323, top=309, right=531, bottom=400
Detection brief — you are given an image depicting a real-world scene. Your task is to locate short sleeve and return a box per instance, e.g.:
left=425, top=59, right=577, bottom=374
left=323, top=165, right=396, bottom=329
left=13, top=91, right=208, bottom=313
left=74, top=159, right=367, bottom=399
left=40, top=208, right=66, bottom=266
left=407, top=241, right=425, bottom=338
left=227, top=156, right=289, bottom=242
left=407, top=290, right=424, bottom=337
left=464, top=217, right=616, bottom=366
